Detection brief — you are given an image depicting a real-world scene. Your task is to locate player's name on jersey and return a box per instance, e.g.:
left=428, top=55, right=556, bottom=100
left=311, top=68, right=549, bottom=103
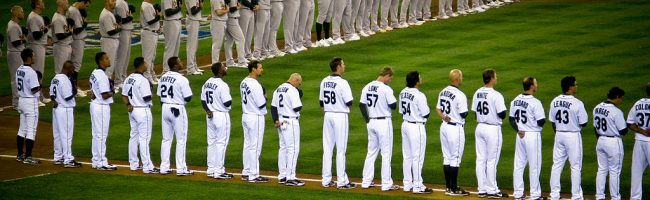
left=323, top=81, right=337, bottom=88
left=160, top=76, right=177, bottom=84
left=367, top=85, right=380, bottom=92
left=476, top=92, right=488, bottom=99
left=125, top=77, right=136, bottom=85
left=400, top=92, right=415, bottom=100
left=203, top=82, right=219, bottom=90
left=594, top=107, right=610, bottom=117
left=552, top=100, right=572, bottom=109
left=439, top=90, right=457, bottom=100
left=276, top=86, right=290, bottom=93
left=634, top=103, right=650, bottom=111
left=512, top=99, right=529, bottom=109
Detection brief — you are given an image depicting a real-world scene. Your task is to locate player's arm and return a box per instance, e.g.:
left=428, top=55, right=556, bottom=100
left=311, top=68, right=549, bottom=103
left=104, top=17, right=122, bottom=36
left=189, top=0, right=202, bottom=15
left=435, top=98, right=450, bottom=122
left=164, top=0, right=182, bottom=16
left=122, top=95, right=133, bottom=112
left=359, top=103, right=370, bottom=123
left=10, top=27, right=26, bottom=47
left=30, top=71, right=42, bottom=94
left=99, top=77, right=114, bottom=99
left=183, top=79, right=194, bottom=103
left=616, top=113, right=628, bottom=136
left=419, top=96, right=430, bottom=119
left=240, top=0, right=255, bottom=9
left=118, top=6, right=134, bottom=24
left=496, top=95, right=507, bottom=119
left=342, top=82, right=353, bottom=108
left=628, top=123, right=649, bottom=136
left=54, top=20, right=72, bottom=40
left=578, top=104, right=589, bottom=128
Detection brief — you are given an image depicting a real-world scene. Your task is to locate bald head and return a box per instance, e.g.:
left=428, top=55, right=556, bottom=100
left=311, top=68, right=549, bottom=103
left=56, top=0, right=69, bottom=12
left=288, top=73, right=302, bottom=88
left=449, top=69, right=463, bottom=86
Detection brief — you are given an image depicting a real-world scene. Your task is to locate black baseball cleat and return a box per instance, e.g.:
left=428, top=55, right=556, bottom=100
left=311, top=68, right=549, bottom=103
left=488, top=192, right=509, bottom=199
left=285, top=179, right=305, bottom=187
left=214, top=173, right=234, bottom=179
left=322, top=181, right=336, bottom=188
left=241, top=175, right=249, bottom=181
left=248, top=176, right=269, bottom=183
left=177, top=171, right=194, bottom=176
left=63, top=161, right=82, bottom=168
left=445, top=188, right=452, bottom=195
left=144, top=168, right=160, bottom=174
left=478, top=193, right=489, bottom=198
left=53, top=159, right=64, bottom=165
left=413, top=188, right=433, bottom=194
left=337, top=183, right=357, bottom=190
left=278, top=177, right=287, bottom=184
left=23, top=157, right=41, bottom=165
left=16, top=155, right=24, bottom=162
left=449, top=188, right=470, bottom=196
left=382, top=185, right=400, bottom=191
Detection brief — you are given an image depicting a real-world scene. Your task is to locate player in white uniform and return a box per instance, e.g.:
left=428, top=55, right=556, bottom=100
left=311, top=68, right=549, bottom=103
left=99, top=0, right=120, bottom=79
left=15, top=49, right=41, bottom=165
left=50, top=61, right=81, bottom=168
left=320, top=57, right=356, bottom=189
left=240, top=61, right=269, bottom=183
left=399, top=71, right=433, bottom=194
left=89, top=52, right=117, bottom=170
left=436, top=69, right=470, bottom=196
left=627, top=83, right=650, bottom=200
left=508, top=77, right=546, bottom=200
left=52, top=0, right=73, bottom=74
left=594, top=87, right=627, bottom=200
left=6, top=6, right=26, bottom=109
left=202, top=63, right=235, bottom=179
left=122, top=57, right=159, bottom=174
left=359, top=67, right=399, bottom=191
left=271, top=73, right=305, bottom=186
left=472, top=69, right=508, bottom=198
left=549, top=76, right=588, bottom=200
left=162, top=0, right=183, bottom=72
left=140, top=0, right=162, bottom=83
left=185, top=0, right=204, bottom=75
left=158, top=57, right=194, bottom=176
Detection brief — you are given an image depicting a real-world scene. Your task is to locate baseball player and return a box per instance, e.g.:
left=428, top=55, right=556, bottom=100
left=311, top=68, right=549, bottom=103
left=208, top=0, right=227, bottom=64
left=627, top=83, right=650, bottom=200
left=265, top=0, right=286, bottom=58
left=363, top=0, right=379, bottom=34
left=296, top=0, right=315, bottom=49
left=15, top=48, right=41, bottom=165
left=399, top=71, right=432, bottom=194
left=239, top=0, right=257, bottom=60
left=472, top=69, right=508, bottom=198
left=252, top=0, right=271, bottom=59
left=549, top=76, right=588, bottom=200
left=89, top=52, right=117, bottom=171
left=224, top=0, right=250, bottom=68
left=202, top=62, right=235, bottom=179
left=240, top=61, right=269, bottom=183
left=52, top=0, right=73, bottom=74
left=283, top=0, right=300, bottom=53
left=359, top=67, right=399, bottom=191
left=122, top=57, right=159, bottom=174
left=67, top=0, right=90, bottom=97
left=509, top=77, right=546, bottom=200
left=594, top=87, right=627, bottom=200
left=99, top=0, right=120, bottom=80
left=27, top=0, right=51, bottom=105
left=6, top=6, right=26, bottom=109
left=114, top=0, right=135, bottom=89
left=399, top=0, right=424, bottom=28
left=435, top=69, right=469, bottom=196
left=331, top=0, right=355, bottom=44
left=319, top=57, right=355, bottom=189
left=162, top=0, right=183, bottom=72
left=140, top=0, right=162, bottom=83
left=272, top=73, right=305, bottom=186
left=158, top=57, right=194, bottom=176
left=418, top=0, right=433, bottom=21
left=185, top=0, right=204, bottom=75
left=314, top=0, right=333, bottom=47
left=50, top=61, right=81, bottom=168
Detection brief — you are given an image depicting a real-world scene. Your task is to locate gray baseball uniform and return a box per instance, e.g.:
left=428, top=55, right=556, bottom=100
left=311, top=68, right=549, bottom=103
left=239, top=0, right=255, bottom=59
left=224, top=0, right=249, bottom=66
left=316, top=0, right=332, bottom=24
left=27, top=11, right=47, bottom=74
left=296, top=0, right=314, bottom=47
left=282, top=0, right=299, bottom=51
left=350, top=0, right=361, bottom=33
left=140, top=1, right=161, bottom=82
left=400, top=0, right=418, bottom=24
left=162, top=0, right=183, bottom=72
left=52, top=12, right=73, bottom=74
left=99, top=8, right=120, bottom=78
left=439, top=0, right=453, bottom=17
left=332, top=0, right=352, bottom=40
left=209, top=0, right=228, bottom=64
left=115, top=0, right=134, bottom=87
left=368, top=0, right=380, bottom=31
left=186, top=0, right=203, bottom=73
left=265, top=0, right=283, bottom=55
left=458, top=0, right=469, bottom=13
left=6, top=20, right=25, bottom=108
left=380, top=0, right=399, bottom=29
left=67, top=6, right=87, bottom=73
left=253, top=0, right=271, bottom=58
left=422, top=0, right=432, bottom=19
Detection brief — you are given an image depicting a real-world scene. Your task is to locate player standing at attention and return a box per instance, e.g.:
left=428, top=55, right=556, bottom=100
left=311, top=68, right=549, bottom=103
left=627, top=83, right=650, bottom=200
left=185, top=0, right=204, bottom=75
left=122, top=57, right=159, bottom=174
left=472, top=69, right=508, bottom=198
left=549, top=76, right=588, bottom=200
left=509, top=77, right=546, bottom=200
left=158, top=57, right=195, bottom=176
left=436, top=69, right=470, bottom=196
left=15, top=49, right=41, bottom=165
left=272, top=73, right=305, bottom=186
left=51, top=0, right=73, bottom=74
left=202, top=62, right=235, bottom=180
left=252, top=0, right=271, bottom=60
left=399, top=71, right=433, bottom=194
left=27, top=0, right=51, bottom=105
left=6, top=5, right=26, bottom=109
left=89, top=52, right=117, bottom=170
left=99, top=0, right=120, bottom=81
left=320, top=57, right=356, bottom=189
left=67, top=0, right=90, bottom=97
left=114, top=0, right=135, bottom=91
left=359, top=67, right=399, bottom=191
left=162, top=0, right=183, bottom=72
left=594, top=87, right=627, bottom=200
left=240, top=61, right=269, bottom=183
left=50, top=61, right=81, bottom=168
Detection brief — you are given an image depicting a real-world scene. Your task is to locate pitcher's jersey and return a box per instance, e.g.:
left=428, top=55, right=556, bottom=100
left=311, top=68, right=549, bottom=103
left=157, top=71, right=192, bottom=105
left=122, top=73, right=153, bottom=107
left=240, top=77, right=267, bottom=115
left=399, top=87, right=430, bottom=123
left=509, top=94, right=545, bottom=132
left=319, top=75, right=353, bottom=113
left=548, top=94, right=588, bottom=132
left=627, top=98, right=650, bottom=141
left=201, top=77, right=232, bottom=112
left=436, top=85, right=468, bottom=124
left=360, top=80, right=396, bottom=118
left=593, top=102, right=627, bottom=137
left=15, top=65, right=40, bottom=98
left=471, top=87, right=507, bottom=125
left=90, top=68, right=113, bottom=104
left=272, top=82, right=302, bottom=117
left=50, top=74, right=76, bottom=107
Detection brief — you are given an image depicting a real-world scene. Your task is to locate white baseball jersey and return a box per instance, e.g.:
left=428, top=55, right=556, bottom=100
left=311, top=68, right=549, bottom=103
left=90, top=68, right=114, bottom=104
left=6, top=20, right=25, bottom=52
left=15, top=65, right=41, bottom=98
left=52, top=12, right=72, bottom=45
left=201, top=77, right=232, bottom=112
left=99, top=8, right=118, bottom=38
left=399, top=87, right=430, bottom=122
left=67, top=6, right=87, bottom=40
left=240, top=77, right=267, bottom=115
left=510, top=94, right=545, bottom=132
left=360, top=80, right=396, bottom=118
left=628, top=98, right=650, bottom=141
left=140, top=2, right=161, bottom=30
left=271, top=82, right=303, bottom=117
left=436, top=85, right=468, bottom=124
left=593, top=102, right=627, bottom=137
left=472, top=87, right=507, bottom=125
left=122, top=73, right=153, bottom=107
left=163, top=0, right=183, bottom=20
left=50, top=74, right=76, bottom=107
left=549, top=94, right=589, bottom=132
left=319, top=75, right=354, bottom=113
left=27, top=11, right=47, bottom=45
left=157, top=71, right=193, bottom=104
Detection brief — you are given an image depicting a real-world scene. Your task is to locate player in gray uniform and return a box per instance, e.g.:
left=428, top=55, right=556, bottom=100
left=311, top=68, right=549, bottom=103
left=114, top=0, right=135, bottom=89
left=363, top=0, right=379, bottom=34
left=265, top=0, right=285, bottom=58
left=224, top=0, right=250, bottom=68
left=271, top=73, right=305, bottom=186
left=418, top=0, right=433, bottom=21
left=399, top=0, right=425, bottom=28
left=89, top=52, right=118, bottom=171
left=628, top=83, right=650, bottom=200
left=15, top=49, right=41, bottom=165
left=140, top=0, right=162, bottom=83
left=50, top=61, right=82, bottom=168
left=296, top=0, right=314, bottom=49
left=332, top=0, right=355, bottom=43
left=209, top=0, right=228, bottom=63
left=594, top=87, right=627, bottom=200
left=253, top=0, right=271, bottom=60
left=202, top=63, right=235, bottom=179
left=52, top=0, right=73, bottom=74
left=162, top=0, right=183, bottom=72
left=27, top=0, right=48, bottom=77
left=282, top=0, right=300, bottom=53
left=349, top=0, right=362, bottom=37
left=67, top=0, right=90, bottom=97
left=457, top=0, right=470, bottom=15
left=99, top=0, right=120, bottom=80
left=6, top=6, right=26, bottom=109
left=185, top=0, right=204, bottom=75
left=314, top=0, right=333, bottom=47
left=239, top=0, right=257, bottom=60
left=380, top=0, right=399, bottom=31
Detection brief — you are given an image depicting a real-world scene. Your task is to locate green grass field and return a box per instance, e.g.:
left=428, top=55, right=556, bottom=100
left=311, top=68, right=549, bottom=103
left=2, top=0, right=650, bottom=198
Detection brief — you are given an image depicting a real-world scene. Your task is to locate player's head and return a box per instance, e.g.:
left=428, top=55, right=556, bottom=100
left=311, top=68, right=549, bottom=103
left=133, top=57, right=146, bottom=72
left=607, top=86, right=625, bottom=105
left=288, top=73, right=303, bottom=88
left=406, top=71, right=421, bottom=88
left=31, top=0, right=44, bottom=10
left=378, top=66, right=394, bottom=84
left=247, top=61, right=263, bottom=77
left=105, top=0, right=116, bottom=10
left=21, top=48, right=34, bottom=64
left=329, top=57, right=345, bottom=73
left=62, top=60, right=75, bottom=75
left=11, top=6, right=24, bottom=20
left=168, top=56, right=183, bottom=72
left=95, top=52, right=109, bottom=68
left=561, top=76, right=577, bottom=94
left=449, top=69, right=463, bottom=86
left=56, top=0, right=69, bottom=12
left=482, top=69, right=496, bottom=86
left=523, top=76, right=537, bottom=93
left=211, top=62, right=227, bottom=77
left=76, top=0, right=91, bottom=9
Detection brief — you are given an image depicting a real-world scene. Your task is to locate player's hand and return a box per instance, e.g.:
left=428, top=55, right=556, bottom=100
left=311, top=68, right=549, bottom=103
left=207, top=111, right=213, bottom=118
left=442, top=115, right=451, bottom=122
left=643, top=129, right=650, bottom=137
left=47, top=37, right=53, bottom=46
left=274, top=120, right=281, bottom=128
left=237, top=3, right=242, bottom=9
left=207, top=15, right=212, bottom=20
left=127, top=105, right=133, bottom=112
left=90, top=93, right=96, bottom=100
left=53, top=102, right=58, bottom=108
left=517, top=131, right=525, bottom=138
